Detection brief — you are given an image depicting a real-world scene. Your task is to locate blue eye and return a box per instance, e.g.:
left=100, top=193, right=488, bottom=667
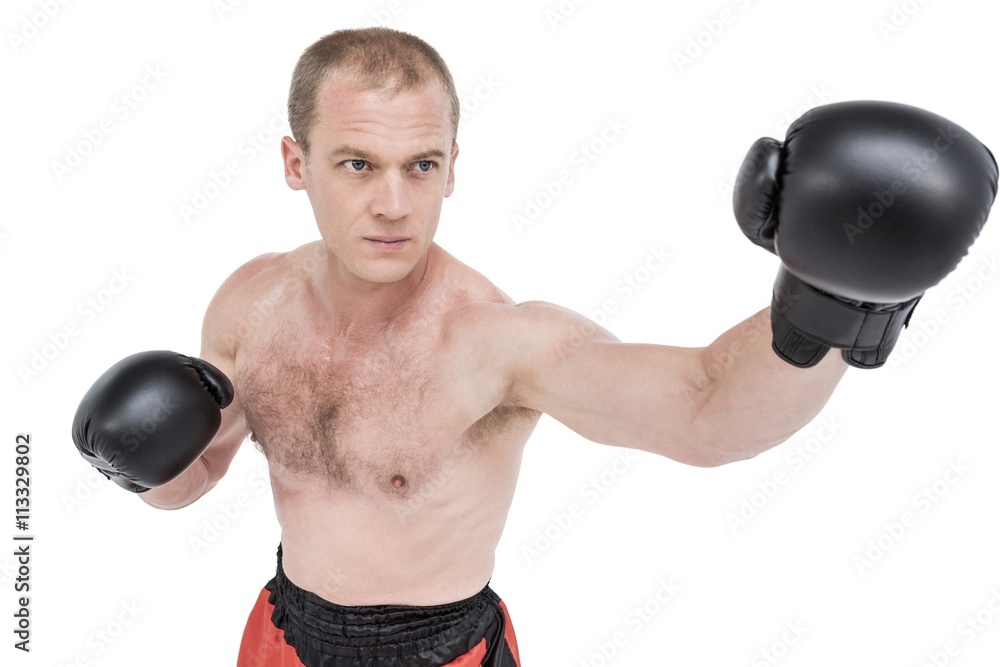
left=415, top=160, right=434, bottom=172
left=345, top=159, right=367, bottom=172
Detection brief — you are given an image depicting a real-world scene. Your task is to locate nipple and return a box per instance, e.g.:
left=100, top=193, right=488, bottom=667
left=391, top=474, right=407, bottom=489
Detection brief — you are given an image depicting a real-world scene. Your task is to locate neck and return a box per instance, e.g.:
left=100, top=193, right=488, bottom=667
left=316, top=245, right=435, bottom=341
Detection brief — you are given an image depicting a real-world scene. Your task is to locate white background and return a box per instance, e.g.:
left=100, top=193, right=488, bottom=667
left=3, top=0, right=1000, bottom=665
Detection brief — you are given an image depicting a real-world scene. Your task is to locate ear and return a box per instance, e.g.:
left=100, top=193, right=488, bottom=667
left=444, top=142, right=459, bottom=198
left=281, top=136, right=307, bottom=191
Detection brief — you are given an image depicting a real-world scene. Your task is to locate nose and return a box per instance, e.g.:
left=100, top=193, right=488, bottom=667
left=370, top=172, right=413, bottom=221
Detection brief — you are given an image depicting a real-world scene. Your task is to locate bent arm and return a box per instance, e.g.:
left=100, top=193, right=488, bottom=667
left=138, top=259, right=269, bottom=509
left=138, top=365, right=246, bottom=510
left=138, top=343, right=246, bottom=509
left=500, top=301, right=846, bottom=467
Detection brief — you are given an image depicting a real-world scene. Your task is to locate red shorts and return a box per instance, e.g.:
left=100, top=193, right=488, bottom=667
left=237, top=546, right=520, bottom=667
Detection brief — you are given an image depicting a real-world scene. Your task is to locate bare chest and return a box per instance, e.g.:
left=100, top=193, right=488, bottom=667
left=236, top=332, right=518, bottom=496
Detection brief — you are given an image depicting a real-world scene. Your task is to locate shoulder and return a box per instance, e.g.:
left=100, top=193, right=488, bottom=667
left=434, top=246, right=619, bottom=391
left=449, top=299, right=616, bottom=356
left=429, top=243, right=513, bottom=307
left=445, top=297, right=620, bottom=410
left=430, top=244, right=616, bottom=340
left=201, top=243, right=320, bottom=356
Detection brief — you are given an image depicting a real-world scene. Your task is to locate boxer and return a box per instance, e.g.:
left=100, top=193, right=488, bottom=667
left=72, top=27, right=997, bottom=667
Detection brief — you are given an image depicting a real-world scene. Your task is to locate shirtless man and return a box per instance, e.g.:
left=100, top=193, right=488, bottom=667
left=71, top=27, right=997, bottom=667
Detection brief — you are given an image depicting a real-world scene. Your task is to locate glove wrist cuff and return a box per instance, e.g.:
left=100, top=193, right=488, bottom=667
left=771, top=266, right=921, bottom=369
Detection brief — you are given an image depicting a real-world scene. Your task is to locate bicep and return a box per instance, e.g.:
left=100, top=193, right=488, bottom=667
left=503, top=300, right=621, bottom=408
left=196, top=344, right=247, bottom=487
left=504, top=301, right=714, bottom=464
left=194, top=270, right=256, bottom=487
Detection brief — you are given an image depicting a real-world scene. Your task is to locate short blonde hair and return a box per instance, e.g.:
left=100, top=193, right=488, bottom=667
left=288, top=27, right=460, bottom=155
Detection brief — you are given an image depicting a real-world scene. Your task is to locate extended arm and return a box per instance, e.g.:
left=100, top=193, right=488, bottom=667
left=502, top=101, right=994, bottom=465
left=688, top=306, right=846, bottom=463
left=498, top=301, right=845, bottom=467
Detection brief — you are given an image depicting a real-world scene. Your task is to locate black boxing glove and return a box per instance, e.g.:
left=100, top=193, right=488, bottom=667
left=734, top=100, right=998, bottom=368
left=72, top=351, right=234, bottom=493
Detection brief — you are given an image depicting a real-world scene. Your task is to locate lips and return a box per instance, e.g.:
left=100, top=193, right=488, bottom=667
left=364, top=236, right=410, bottom=252
left=364, top=236, right=408, bottom=243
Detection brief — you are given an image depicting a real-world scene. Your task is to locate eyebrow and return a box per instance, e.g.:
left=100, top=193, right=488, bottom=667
left=327, top=145, right=447, bottom=163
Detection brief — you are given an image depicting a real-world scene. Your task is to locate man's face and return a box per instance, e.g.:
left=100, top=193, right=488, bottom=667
left=282, top=74, right=458, bottom=284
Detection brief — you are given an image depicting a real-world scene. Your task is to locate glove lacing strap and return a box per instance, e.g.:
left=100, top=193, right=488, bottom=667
left=771, top=266, right=922, bottom=369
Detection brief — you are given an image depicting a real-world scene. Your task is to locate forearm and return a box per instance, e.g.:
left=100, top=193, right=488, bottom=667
left=137, top=457, right=212, bottom=510
left=694, top=307, right=847, bottom=464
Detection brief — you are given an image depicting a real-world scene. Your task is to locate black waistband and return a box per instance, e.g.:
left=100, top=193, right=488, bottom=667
left=266, top=544, right=506, bottom=667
